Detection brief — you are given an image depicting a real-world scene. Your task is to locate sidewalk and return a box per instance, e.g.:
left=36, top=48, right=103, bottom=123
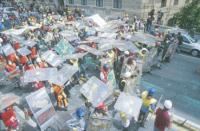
left=139, top=115, right=189, bottom=131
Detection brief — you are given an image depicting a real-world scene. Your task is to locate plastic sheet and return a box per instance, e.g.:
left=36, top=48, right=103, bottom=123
left=26, top=88, right=56, bottom=130
left=130, top=33, right=161, bottom=47
left=98, top=40, right=138, bottom=52
left=41, top=50, right=64, bottom=67
left=114, top=92, right=142, bottom=121
left=23, top=68, right=57, bottom=83
left=1, top=44, right=15, bottom=56
left=0, top=93, right=20, bottom=110
left=80, top=76, right=110, bottom=107
left=78, top=45, right=104, bottom=56
left=87, top=14, right=107, bottom=28
left=54, top=39, right=75, bottom=56
left=49, top=64, right=78, bottom=86
left=23, top=40, right=37, bottom=47
left=17, top=47, right=31, bottom=56
left=62, top=52, right=88, bottom=60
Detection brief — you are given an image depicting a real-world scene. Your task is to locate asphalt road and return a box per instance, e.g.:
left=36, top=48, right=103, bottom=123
left=142, top=53, right=200, bottom=125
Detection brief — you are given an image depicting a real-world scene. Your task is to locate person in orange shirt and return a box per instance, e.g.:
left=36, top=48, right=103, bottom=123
left=19, top=55, right=29, bottom=65
left=5, top=61, right=17, bottom=73
left=13, top=41, right=21, bottom=50
left=7, top=53, right=18, bottom=63
left=29, top=46, right=38, bottom=60
left=52, top=84, right=68, bottom=109
left=0, top=106, right=19, bottom=130
left=35, top=57, right=48, bottom=68
left=23, top=61, right=35, bottom=71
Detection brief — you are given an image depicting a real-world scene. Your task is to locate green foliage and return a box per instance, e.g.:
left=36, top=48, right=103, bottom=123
left=168, top=0, right=200, bottom=34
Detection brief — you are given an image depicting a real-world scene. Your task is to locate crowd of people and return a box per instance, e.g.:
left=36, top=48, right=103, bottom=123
left=0, top=2, right=183, bottom=131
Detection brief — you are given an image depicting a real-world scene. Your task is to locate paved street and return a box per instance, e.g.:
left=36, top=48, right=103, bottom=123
left=142, top=53, right=200, bottom=125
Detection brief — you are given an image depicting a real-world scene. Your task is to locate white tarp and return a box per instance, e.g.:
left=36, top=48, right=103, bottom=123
left=23, top=68, right=57, bottom=83
left=0, top=93, right=20, bottom=110
left=62, top=53, right=88, bottom=60
left=78, top=45, right=104, bottom=56
left=26, top=88, right=56, bottom=131
left=80, top=76, right=110, bottom=107
left=23, top=40, right=37, bottom=47
left=41, top=50, right=64, bottom=67
left=114, top=92, right=142, bottom=121
left=17, top=47, right=31, bottom=56
left=49, top=64, right=78, bottom=86
left=1, top=44, right=15, bottom=56
left=87, top=14, right=107, bottom=28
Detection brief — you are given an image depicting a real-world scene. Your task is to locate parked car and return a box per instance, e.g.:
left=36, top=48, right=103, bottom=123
left=179, top=33, right=200, bottom=57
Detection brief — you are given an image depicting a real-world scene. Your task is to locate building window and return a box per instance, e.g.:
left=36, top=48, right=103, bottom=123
left=174, top=0, right=179, bottom=5
left=161, top=0, right=167, bottom=7
left=81, top=0, right=87, bottom=5
left=96, top=0, right=103, bottom=7
left=113, top=0, right=122, bottom=9
left=69, top=0, right=74, bottom=4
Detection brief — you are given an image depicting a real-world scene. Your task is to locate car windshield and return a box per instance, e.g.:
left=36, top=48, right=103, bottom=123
left=187, top=35, right=196, bottom=43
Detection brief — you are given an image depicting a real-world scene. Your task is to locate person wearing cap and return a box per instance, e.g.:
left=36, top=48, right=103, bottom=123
left=139, top=88, right=157, bottom=127
left=154, top=100, right=173, bottom=131
left=100, top=64, right=110, bottom=83
left=52, top=84, right=68, bottom=109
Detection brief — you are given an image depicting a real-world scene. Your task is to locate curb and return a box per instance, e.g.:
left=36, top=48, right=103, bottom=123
left=172, top=114, right=200, bottom=131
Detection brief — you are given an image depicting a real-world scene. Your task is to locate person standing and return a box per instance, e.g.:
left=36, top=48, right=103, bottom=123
left=176, top=32, right=183, bottom=53
left=139, top=88, right=157, bottom=127
left=154, top=100, right=173, bottom=131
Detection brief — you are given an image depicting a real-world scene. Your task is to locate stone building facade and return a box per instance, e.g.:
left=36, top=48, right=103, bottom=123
left=59, top=0, right=192, bottom=23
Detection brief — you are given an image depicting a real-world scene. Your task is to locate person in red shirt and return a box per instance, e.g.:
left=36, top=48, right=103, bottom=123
left=154, top=100, right=173, bottom=131
left=7, top=53, right=18, bottom=63
left=13, top=41, right=21, bottom=50
left=24, top=61, right=35, bottom=71
left=0, top=106, right=19, bottom=130
left=5, top=61, right=17, bottom=73
left=29, top=46, right=38, bottom=60
left=19, top=55, right=29, bottom=65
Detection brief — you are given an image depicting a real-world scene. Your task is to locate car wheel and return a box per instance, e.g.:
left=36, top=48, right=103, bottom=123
left=191, top=50, right=199, bottom=57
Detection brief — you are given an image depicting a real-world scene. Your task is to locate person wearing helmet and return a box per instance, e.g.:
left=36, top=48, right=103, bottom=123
left=154, top=100, right=172, bottom=131
left=139, top=88, right=157, bottom=127
left=100, top=64, right=110, bottom=83
left=73, top=107, right=86, bottom=131
left=94, top=102, right=108, bottom=116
